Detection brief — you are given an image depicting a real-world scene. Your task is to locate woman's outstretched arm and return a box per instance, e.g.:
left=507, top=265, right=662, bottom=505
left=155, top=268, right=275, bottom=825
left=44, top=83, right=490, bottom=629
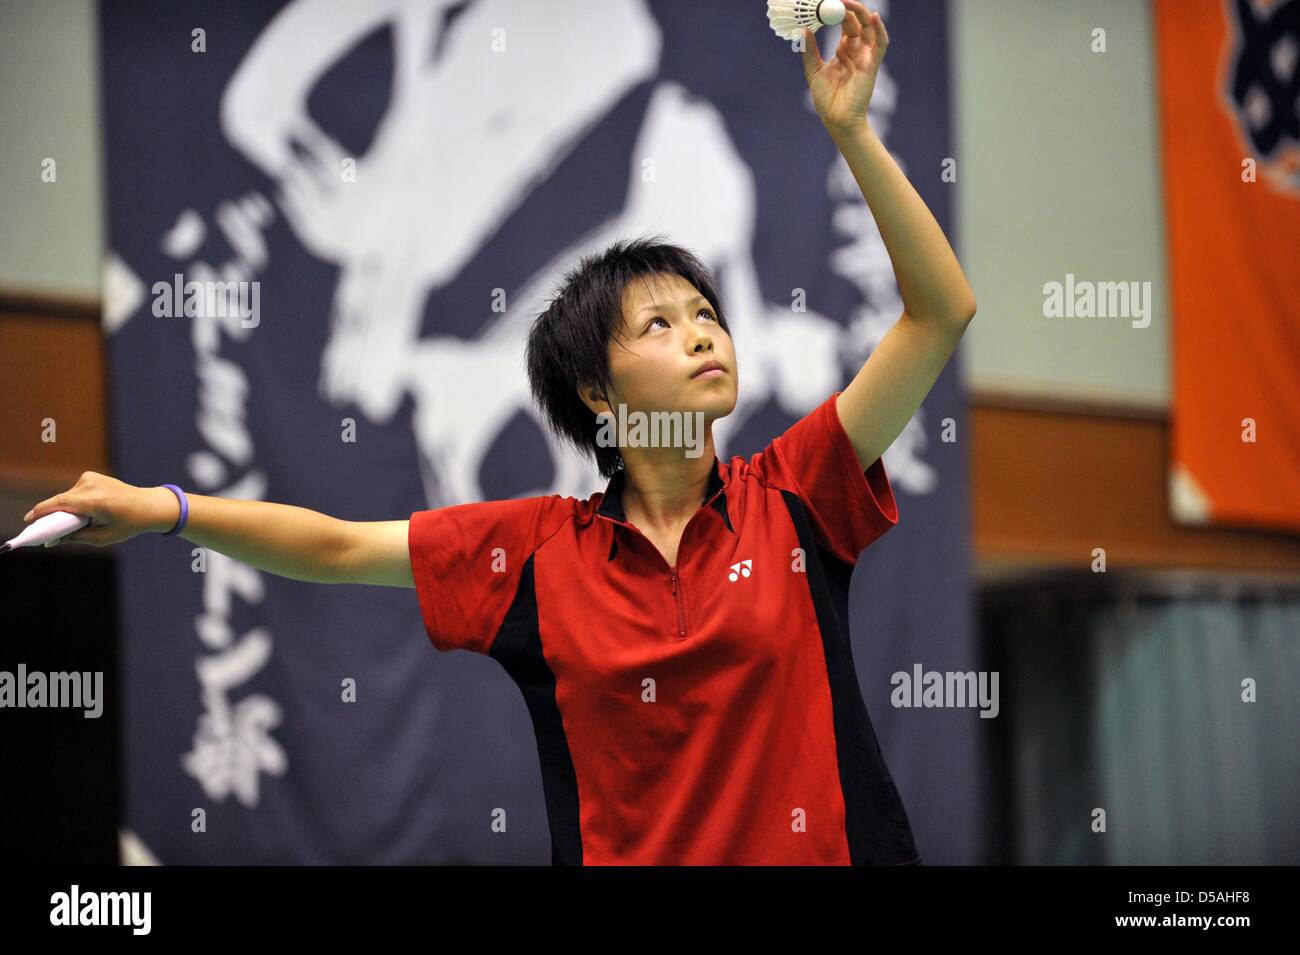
left=800, top=0, right=977, bottom=469
left=22, top=470, right=414, bottom=587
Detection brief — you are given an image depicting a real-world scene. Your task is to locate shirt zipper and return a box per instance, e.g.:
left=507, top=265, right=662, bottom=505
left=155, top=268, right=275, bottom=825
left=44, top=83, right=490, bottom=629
left=669, top=570, right=686, bottom=637
left=598, top=482, right=725, bottom=641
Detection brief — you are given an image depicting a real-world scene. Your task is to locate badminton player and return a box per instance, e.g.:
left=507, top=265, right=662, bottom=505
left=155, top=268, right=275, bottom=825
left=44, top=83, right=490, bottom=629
left=25, top=2, right=974, bottom=864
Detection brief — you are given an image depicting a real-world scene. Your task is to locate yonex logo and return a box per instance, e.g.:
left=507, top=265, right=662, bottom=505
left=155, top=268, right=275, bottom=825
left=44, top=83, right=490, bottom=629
left=727, top=559, right=753, bottom=582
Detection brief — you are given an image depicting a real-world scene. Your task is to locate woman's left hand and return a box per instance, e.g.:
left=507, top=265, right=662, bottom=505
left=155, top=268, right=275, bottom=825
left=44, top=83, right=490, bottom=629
left=801, top=0, right=889, bottom=137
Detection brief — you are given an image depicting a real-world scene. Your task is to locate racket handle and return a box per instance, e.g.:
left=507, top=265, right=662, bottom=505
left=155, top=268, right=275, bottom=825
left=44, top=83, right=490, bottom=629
left=2, top=510, right=91, bottom=552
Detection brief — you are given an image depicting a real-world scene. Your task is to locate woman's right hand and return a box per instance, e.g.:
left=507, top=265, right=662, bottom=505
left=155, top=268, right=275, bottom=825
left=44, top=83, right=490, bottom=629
left=21, top=471, right=179, bottom=547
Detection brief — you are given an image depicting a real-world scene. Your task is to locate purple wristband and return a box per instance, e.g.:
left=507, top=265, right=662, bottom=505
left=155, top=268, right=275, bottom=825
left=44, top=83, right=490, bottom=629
left=160, top=484, right=189, bottom=536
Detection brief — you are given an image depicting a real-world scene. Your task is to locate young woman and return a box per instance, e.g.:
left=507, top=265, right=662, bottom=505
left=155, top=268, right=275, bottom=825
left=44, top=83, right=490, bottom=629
left=25, top=2, right=973, bottom=865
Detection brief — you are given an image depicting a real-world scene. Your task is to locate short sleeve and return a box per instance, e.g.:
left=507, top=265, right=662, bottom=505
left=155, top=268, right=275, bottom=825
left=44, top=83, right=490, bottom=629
left=409, top=496, right=555, bottom=654
left=747, top=391, right=899, bottom=564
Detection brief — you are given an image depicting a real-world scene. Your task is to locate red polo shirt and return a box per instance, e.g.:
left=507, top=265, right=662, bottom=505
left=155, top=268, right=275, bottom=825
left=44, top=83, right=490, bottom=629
left=409, top=391, right=921, bottom=865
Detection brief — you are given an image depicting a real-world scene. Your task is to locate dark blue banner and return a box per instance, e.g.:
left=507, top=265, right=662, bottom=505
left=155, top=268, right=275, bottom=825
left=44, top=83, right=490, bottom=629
left=100, top=0, right=979, bottom=864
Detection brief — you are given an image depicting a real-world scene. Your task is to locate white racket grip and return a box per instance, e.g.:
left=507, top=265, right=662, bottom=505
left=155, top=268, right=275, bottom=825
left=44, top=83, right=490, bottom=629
left=4, top=510, right=91, bottom=550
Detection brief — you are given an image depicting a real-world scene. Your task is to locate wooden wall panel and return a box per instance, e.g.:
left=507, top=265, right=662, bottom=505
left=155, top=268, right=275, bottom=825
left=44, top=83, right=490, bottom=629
left=3, top=295, right=1300, bottom=580
left=971, top=392, right=1300, bottom=577
left=0, top=296, right=108, bottom=540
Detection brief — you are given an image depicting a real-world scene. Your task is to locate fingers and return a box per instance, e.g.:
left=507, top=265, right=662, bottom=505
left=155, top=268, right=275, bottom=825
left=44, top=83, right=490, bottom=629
left=840, top=3, right=863, bottom=38
left=45, top=522, right=108, bottom=548
left=868, top=7, right=889, bottom=50
left=24, top=471, right=114, bottom=546
left=44, top=525, right=79, bottom=547
left=25, top=491, right=71, bottom=523
left=24, top=471, right=106, bottom=523
left=844, top=1, right=887, bottom=51
left=799, top=27, right=824, bottom=83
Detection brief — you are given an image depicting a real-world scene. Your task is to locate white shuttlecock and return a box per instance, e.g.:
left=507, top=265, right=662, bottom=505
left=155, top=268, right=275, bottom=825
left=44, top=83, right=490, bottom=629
left=767, top=0, right=846, bottom=40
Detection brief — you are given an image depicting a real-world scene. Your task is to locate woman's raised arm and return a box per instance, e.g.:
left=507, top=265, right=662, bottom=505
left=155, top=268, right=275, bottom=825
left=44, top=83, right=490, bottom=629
left=799, top=1, right=977, bottom=470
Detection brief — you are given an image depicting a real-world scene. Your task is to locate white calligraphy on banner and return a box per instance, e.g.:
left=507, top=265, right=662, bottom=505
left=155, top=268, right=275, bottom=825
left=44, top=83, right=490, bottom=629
left=103, top=0, right=935, bottom=808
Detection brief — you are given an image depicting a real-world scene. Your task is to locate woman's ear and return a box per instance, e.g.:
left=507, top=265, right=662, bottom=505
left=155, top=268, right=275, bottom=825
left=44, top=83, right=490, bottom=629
left=577, top=381, right=610, bottom=416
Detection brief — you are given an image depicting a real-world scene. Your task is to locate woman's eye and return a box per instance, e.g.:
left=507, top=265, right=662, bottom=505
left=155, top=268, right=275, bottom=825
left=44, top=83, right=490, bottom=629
left=646, top=309, right=714, bottom=332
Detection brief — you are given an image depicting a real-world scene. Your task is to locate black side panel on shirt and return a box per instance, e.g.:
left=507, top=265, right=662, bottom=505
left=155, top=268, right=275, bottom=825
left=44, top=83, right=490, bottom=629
left=489, top=555, right=584, bottom=865
left=779, top=489, right=922, bottom=866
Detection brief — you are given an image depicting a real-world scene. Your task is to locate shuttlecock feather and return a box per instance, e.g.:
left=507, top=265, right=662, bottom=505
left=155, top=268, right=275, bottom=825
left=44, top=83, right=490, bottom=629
left=767, top=0, right=846, bottom=40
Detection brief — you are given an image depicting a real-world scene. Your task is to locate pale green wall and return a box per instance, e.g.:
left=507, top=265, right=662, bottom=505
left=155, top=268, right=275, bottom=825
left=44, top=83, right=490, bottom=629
left=0, top=0, right=103, bottom=298
left=0, top=0, right=1170, bottom=408
left=953, top=0, right=1169, bottom=410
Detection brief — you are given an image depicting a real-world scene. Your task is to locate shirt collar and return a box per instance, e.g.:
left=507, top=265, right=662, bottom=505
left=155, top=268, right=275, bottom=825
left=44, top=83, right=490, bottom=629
left=597, top=457, right=733, bottom=533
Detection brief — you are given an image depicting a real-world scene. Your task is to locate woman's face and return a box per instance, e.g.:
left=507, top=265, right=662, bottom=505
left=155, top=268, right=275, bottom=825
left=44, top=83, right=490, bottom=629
left=587, top=272, right=738, bottom=425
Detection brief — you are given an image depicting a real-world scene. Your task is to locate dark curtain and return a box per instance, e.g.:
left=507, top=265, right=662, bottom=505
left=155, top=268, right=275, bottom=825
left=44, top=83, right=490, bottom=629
left=983, top=571, right=1300, bottom=865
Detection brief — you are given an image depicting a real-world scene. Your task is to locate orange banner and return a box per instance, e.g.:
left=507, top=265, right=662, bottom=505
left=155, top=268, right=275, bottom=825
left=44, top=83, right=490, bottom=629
left=1157, top=0, right=1300, bottom=532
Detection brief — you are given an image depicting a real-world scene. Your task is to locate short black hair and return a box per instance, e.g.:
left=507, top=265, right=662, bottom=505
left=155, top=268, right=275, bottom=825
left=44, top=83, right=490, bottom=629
left=526, top=234, right=730, bottom=480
